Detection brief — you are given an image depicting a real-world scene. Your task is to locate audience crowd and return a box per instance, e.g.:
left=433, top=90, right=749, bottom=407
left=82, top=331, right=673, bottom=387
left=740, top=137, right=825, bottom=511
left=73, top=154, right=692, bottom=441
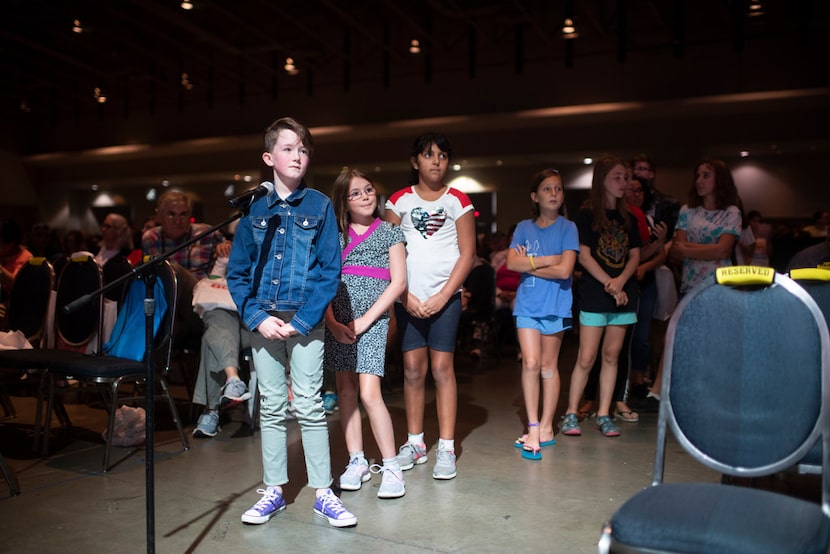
left=2, top=143, right=829, bottom=527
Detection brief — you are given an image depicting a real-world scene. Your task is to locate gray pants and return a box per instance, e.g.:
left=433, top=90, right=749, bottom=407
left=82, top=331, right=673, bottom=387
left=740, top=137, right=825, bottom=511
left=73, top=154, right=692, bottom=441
left=192, top=308, right=248, bottom=410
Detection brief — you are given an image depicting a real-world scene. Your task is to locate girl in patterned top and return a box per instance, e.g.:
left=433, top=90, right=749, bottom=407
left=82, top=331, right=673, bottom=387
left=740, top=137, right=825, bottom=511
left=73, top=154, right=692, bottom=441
left=669, top=159, right=742, bottom=295
left=325, top=168, right=408, bottom=498
left=643, top=160, right=742, bottom=410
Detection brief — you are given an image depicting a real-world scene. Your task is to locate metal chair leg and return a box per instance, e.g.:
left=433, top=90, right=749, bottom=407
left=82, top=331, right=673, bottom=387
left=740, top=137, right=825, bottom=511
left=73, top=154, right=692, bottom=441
left=0, top=390, right=16, bottom=418
left=159, top=377, right=189, bottom=451
left=0, top=452, right=20, bottom=495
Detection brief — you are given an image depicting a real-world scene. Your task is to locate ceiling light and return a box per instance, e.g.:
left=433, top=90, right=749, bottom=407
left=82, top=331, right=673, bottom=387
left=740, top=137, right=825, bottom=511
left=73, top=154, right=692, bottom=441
left=93, top=87, right=107, bottom=103
left=181, top=1, right=194, bottom=10
left=409, top=39, right=421, bottom=54
left=452, top=163, right=462, bottom=171
left=740, top=150, right=750, bottom=157
left=180, top=72, right=193, bottom=90
left=19, top=100, right=30, bottom=112
left=562, top=18, right=578, bottom=39
left=284, top=57, right=299, bottom=75
left=747, top=2, right=764, bottom=16
left=583, top=157, right=593, bottom=165
left=72, top=19, right=83, bottom=33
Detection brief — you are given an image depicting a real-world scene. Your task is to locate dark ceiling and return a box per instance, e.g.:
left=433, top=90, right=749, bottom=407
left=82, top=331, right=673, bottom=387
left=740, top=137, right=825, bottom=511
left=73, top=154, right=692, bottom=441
left=4, top=0, right=825, bottom=133
left=3, top=0, right=829, bottom=195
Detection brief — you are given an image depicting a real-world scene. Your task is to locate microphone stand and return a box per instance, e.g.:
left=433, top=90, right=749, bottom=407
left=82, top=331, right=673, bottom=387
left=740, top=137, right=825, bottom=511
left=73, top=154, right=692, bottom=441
left=65, top=201, right=254, bottom=554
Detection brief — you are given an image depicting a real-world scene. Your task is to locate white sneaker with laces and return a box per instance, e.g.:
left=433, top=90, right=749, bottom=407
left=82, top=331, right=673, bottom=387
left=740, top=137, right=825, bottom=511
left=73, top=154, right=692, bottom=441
left=370, top=464, right=405, bottom=498
left=339, top=458, right=370, bottom=491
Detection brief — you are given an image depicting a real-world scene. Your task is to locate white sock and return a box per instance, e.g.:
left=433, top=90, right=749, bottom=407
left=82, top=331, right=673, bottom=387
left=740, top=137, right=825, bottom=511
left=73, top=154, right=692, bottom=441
left=382, top=457, right=401, bottom=472
left=349, top=451, right=366, bottom=464
left=408, top=432, right=424, bottom=446
left=438, top=438, right=455, bottom=452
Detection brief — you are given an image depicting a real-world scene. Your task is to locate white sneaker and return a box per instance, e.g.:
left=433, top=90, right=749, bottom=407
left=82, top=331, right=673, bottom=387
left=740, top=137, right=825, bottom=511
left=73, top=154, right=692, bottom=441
left=339, top=458, right=370, bottom=491
left=370, top=464, right=405, bottom=498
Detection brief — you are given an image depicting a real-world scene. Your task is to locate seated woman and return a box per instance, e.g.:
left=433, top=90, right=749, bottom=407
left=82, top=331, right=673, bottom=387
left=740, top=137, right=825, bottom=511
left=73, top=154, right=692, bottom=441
left=95, top=213, right=141, bottom=268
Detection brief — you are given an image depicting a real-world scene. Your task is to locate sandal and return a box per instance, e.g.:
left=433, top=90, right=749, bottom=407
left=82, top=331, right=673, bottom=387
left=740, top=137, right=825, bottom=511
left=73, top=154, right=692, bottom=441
left=514, top=434, right=557, bottom=448
left=521, top=444, right=542, bottom=460
left=616, top=410, right=639, bottom=423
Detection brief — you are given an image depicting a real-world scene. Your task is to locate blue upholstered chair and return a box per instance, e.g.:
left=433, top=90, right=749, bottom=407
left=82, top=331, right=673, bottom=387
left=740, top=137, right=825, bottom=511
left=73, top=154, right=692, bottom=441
left=598, top=268, right=830, bottom=554
left=790, top=267, right=830, bottom=475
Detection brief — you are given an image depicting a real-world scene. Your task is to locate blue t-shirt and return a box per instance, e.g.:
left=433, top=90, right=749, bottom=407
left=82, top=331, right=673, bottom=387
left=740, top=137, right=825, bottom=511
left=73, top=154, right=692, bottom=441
left=511, top=216, right=580, bottom=319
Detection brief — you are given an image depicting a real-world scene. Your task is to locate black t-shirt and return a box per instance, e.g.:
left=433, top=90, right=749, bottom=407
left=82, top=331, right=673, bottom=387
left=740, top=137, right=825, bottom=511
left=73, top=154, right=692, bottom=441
left=575, top=208, right=642, bottom=314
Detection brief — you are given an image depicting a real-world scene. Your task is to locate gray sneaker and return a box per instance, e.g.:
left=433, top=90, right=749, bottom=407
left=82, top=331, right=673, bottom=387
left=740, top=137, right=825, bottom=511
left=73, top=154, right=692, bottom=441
left=339, top=458, right=370, bottom=491
left=192, top=410, right=219, bottom=438
left=370, top=464, right=405, bottom=498
left=220, top=378, right=252, bottom=409
left=432, top=449, right=457, bottom=480
left=397, top=442, right=428, bottom=471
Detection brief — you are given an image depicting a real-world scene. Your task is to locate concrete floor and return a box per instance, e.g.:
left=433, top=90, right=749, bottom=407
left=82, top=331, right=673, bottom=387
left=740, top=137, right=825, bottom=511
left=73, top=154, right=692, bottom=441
left=0, top=336, right=743, bottom=553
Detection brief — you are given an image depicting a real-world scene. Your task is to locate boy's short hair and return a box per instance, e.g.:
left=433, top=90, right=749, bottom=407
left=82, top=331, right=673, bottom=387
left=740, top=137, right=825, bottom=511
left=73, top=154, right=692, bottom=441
left=264, top=117, right=314, bottom=157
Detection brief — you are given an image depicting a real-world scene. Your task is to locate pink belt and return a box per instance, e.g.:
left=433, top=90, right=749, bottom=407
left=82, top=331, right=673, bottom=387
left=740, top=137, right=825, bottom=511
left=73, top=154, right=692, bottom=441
left=341, top=265, right=390, bottom=281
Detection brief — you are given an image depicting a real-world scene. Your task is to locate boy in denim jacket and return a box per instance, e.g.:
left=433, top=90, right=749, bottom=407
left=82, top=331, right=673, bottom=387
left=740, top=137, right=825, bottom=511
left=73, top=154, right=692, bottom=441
left=227, top=117, right=356, bottom=527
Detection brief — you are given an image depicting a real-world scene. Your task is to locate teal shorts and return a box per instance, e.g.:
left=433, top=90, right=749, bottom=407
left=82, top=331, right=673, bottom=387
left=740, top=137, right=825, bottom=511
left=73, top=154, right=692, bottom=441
left=516, top=315, right=572, bottom=335
left=579, top=310, right=637, bottom=327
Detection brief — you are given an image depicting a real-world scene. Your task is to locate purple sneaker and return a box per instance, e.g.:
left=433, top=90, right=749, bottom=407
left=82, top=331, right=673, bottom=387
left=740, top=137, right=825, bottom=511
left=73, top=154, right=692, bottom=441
left=241, top=486, right=286, bottom=524
left=313, top=489, right=357, bottom=527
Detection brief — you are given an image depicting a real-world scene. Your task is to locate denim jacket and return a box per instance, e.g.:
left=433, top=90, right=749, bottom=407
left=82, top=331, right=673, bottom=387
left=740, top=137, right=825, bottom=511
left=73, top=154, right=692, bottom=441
left=227, top=182, right=341, bottom=336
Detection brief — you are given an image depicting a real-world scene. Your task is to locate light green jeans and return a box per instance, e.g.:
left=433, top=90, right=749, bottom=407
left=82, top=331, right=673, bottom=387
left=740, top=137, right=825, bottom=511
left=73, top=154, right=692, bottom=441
left=250, top=321, right=332, bottom=489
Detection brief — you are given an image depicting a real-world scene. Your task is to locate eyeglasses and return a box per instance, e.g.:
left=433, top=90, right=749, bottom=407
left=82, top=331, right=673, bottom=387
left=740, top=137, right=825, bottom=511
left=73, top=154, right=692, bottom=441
left=347, top=185, right=376, bottom=201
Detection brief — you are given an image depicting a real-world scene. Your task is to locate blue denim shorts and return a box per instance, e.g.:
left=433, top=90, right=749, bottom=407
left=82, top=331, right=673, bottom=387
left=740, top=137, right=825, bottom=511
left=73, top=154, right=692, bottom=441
left=516, top=315, right=572, bottom=335
left=394, top=292, right=462, bottom=353
left=579, top=310, right=637, bottom=327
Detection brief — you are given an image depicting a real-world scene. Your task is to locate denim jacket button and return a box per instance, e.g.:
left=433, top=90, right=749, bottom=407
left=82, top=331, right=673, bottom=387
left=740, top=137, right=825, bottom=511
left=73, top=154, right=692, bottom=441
left=272, top=279, right=279, bottom=285
left=278, top=228, right=285, bottom=234
left=275, top=254, right=282, bottom=260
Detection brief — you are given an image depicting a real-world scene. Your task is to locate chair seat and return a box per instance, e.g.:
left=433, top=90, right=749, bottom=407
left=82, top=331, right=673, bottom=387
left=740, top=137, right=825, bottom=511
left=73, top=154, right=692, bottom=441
left=611, top=482, right=830, bottom=554
left=0, top=349, right=145, bottom=379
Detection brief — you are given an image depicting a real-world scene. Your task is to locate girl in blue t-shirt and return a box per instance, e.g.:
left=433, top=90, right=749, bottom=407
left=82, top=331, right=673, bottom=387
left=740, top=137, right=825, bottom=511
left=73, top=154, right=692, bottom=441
left=507, top=168, right=579, bottom=460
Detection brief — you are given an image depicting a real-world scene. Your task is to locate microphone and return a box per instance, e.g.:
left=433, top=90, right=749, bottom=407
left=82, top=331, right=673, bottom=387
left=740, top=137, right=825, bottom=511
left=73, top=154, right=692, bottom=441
left=227, top=182, right=274, bottom=208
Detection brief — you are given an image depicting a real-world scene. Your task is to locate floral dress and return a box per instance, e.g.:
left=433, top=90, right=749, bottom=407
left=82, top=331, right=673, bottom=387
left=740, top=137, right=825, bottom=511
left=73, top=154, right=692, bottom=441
left=324, top=219, right=405, bottom=376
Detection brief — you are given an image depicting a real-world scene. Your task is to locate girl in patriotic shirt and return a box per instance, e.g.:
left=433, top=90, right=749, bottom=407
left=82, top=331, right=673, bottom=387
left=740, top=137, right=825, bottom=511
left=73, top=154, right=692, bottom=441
left=325, top=168, right=407, bottom=499
left=384, top=132, right=476, bottom=481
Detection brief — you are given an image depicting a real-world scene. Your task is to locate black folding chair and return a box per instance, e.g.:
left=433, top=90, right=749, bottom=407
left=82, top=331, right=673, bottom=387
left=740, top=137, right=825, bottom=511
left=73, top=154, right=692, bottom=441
left=0, top=257, right=55, bottom=421
left=0, top=260, right=189, bottom=471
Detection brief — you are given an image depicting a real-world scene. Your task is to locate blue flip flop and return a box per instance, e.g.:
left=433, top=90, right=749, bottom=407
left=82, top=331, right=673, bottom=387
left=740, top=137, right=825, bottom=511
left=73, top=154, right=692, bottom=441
left=521, top=445, right=542, bottom=460
left=514, top=435, right=557, bottom=449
